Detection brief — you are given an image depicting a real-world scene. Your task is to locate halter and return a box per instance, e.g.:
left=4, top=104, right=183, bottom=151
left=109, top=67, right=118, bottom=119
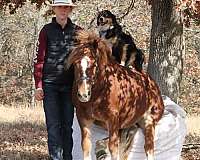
left=76, top=76, right=90, bottom=83
left=75, top=45, right=100, bottom=86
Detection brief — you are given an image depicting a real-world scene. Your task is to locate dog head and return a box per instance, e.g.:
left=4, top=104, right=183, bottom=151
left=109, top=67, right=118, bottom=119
left=97, top=10, right=117, bottom=27
left=97, top=10, right=121, bottom=38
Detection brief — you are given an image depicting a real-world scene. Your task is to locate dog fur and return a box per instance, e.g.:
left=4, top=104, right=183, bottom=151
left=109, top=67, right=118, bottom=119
left=97, top=10, right=144, bottom=72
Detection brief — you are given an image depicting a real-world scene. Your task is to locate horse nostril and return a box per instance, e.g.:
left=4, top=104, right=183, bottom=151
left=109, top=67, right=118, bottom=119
left=77, top=92, right=81, bottom=97
left=83, top=93, right=88, bottom=99
left=88, top=90, right=91, bottom=96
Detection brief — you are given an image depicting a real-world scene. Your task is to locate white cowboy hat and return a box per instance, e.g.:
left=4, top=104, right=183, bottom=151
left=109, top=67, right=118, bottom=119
left=50, top=0, right=77, bottom=7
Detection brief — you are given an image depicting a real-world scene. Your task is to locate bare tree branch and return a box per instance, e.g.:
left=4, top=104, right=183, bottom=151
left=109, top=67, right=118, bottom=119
left=87, top=6, right=100, bottom=29
left=118, top=0, right=136, bottom=21
left=87, top=0, right=136, bottom=28
left=182, top=143, right=200, bottom=150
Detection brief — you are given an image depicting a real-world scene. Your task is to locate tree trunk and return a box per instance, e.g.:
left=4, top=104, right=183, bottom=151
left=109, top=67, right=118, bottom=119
left=147, top=0, right=185, bottom=102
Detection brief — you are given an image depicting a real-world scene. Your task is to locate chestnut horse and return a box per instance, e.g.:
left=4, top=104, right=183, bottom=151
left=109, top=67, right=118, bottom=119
left=65, top=31, right=164, bottom=160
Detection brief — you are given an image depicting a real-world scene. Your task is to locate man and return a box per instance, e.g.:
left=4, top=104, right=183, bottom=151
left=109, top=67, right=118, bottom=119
left=33, top=0, right=81, bottom=159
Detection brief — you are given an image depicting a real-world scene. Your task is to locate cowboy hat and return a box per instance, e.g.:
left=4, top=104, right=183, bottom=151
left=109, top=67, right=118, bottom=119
left=50, top=0, right=77, bottom=7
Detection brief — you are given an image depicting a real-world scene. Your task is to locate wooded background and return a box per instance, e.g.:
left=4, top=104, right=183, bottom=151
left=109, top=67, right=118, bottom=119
left=0, top=0, right=199, bottom=114
left=0, top=0, right=200, bottom=159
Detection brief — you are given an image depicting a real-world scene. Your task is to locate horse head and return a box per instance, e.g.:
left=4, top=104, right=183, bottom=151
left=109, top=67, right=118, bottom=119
left=65, top=30, right=112, bottom=102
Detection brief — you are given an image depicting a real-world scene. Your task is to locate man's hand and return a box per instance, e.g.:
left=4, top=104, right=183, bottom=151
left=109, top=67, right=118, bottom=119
left=35, top=88, right=44, bottom=101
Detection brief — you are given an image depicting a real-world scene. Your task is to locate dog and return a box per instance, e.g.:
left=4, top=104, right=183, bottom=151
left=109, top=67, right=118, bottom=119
left=97, top=10, right=144, bottom=72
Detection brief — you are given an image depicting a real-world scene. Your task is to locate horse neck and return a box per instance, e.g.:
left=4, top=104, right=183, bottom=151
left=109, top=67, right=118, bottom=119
left=96, top=51, right=119, bottom=80
left=97, top=64, right=106, bottom=81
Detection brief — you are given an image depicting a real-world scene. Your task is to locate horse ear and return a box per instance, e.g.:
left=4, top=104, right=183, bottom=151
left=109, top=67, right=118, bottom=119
left=93, top=39, right=99, bottom=50
left=93, top=37, right=101, bottom=50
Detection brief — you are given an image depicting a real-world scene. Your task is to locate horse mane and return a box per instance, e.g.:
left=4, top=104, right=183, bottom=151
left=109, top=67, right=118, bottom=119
left=65, top=30, right=112, bottom=70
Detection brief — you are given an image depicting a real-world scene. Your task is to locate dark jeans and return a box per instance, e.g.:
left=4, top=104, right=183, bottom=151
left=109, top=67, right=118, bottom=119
left=43, top=83, right=74, bottom=160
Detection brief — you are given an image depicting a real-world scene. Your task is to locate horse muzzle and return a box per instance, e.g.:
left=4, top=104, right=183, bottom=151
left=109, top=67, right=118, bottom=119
left=77, top=90, right=91, bottom=102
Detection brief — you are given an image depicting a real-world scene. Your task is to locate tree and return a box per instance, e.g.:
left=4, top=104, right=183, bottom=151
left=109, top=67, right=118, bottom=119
left=0, top=0, right=48, bottom=13
left=147, top=0, right=184, bottom=102
left=145, top=0, right=199, bottom=102
left=0, top=2, right=46, bottom=105
left=0, top=0, right=199, bottom=104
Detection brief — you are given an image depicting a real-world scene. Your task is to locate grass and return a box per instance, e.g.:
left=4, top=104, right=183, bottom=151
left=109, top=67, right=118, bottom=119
left=0, top=104, right=45, bottom=124
left=0, top=104, right=49, bottom=159
left=186, top=116, right=200, bottom=135
left=0, top=105, right=199, bottom=159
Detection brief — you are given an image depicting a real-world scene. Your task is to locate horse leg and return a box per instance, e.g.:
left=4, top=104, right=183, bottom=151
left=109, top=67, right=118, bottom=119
left=141, top=115, right=155, bottom=160
left=79, top=119, right=93, bottom=160
left=107, top=117, right=120, bottom=160
left=108, top=130, right=119, bottom=160
left=119, top=125, right=138, bottom=160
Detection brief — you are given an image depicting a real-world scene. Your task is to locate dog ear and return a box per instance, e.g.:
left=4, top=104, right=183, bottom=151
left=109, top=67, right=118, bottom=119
left=111, top=14, right=123, bottom=33
left=111, top=14, right=118, bottom=26
left=97, top=16, right=100, bottom=26
left=96, top=9, right=104, bottom=26
left=96, top=12, right=102, bottom=26
left=93, top=40, right=98, bottom=50
left=97, top=6, right=100, bottom=13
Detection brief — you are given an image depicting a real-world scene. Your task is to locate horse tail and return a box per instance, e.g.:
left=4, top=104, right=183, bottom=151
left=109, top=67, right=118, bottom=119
left=143, top=73, right=164, bottom=123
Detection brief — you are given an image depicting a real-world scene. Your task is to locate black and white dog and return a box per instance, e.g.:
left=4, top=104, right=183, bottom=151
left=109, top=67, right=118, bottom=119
left=97, top=10, right=144, bottom=72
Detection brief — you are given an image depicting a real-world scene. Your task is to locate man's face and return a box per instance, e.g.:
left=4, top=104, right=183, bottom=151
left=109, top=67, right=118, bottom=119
left=53, top=6, right=72, bottom=20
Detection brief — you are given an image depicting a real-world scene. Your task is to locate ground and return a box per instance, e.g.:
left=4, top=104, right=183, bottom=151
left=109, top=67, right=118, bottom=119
left=182, top=134, right=200, bottom=160
left=0, top=105, right=199, bottom=160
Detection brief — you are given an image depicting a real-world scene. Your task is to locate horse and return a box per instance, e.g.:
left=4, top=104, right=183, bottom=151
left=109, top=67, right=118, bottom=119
left=65, top=30, right=164, bottom=160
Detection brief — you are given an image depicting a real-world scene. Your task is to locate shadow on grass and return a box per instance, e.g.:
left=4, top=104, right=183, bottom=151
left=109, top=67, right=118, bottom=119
left=181, top=134, right=200, bottom=160
left=0, top=150, right=49, bottom=160
left=0, top=121, right=49, bottom=160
